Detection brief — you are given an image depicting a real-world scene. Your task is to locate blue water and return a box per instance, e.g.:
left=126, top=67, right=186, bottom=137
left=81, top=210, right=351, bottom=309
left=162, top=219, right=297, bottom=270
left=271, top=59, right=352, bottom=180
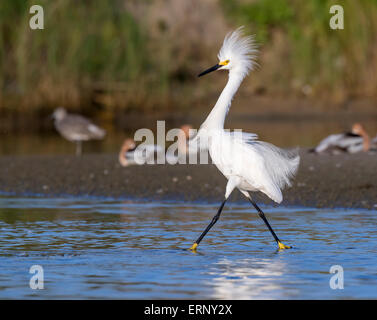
left=0, top=197, right=376, bottom=299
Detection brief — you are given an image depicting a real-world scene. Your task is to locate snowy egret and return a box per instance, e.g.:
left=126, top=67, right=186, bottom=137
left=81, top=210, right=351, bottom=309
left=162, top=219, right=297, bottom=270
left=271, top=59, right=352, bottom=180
left=313, top=123, right=374, bottom=154
left=189, top=27, right=300, bottom=251
left=52, top=107, right=106, bottom=156
left=119, top=138, right=163, bottom=167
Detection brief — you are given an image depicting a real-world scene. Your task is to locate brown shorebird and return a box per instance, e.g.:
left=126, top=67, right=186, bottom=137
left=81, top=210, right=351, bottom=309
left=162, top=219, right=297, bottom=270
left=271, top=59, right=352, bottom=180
left=52, top=107, right=106, bottom=156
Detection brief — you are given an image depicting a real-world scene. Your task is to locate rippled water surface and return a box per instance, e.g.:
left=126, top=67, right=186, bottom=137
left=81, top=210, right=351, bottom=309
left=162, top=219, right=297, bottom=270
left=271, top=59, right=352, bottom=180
left=0, top=197, right=376, bottom=299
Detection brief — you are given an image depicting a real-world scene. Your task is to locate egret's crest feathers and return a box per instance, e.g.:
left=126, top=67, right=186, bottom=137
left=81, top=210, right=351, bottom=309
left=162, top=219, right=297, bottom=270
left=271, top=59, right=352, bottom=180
left=218, top=27, right=258, bottom=78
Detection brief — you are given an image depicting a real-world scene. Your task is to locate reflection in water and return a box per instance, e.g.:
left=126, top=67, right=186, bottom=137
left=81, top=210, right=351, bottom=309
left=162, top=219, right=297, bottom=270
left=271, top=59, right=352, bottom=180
left=207, top=258, right=291, bottom=299
left=0, top=197, right=376, bottom=299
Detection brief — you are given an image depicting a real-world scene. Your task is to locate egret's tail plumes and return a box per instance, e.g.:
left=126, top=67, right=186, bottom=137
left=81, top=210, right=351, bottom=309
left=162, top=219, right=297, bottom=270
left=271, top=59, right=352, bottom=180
left=218, top=27, right=258, bottom=78
left=255, top=142, right=300, bottom=190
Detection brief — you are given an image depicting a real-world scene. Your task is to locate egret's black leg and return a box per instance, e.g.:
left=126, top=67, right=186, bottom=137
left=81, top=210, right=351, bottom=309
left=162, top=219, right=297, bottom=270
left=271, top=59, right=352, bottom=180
left=190, top=199, right=227, bottom=251
left=248, top=198, right=291, bottom=249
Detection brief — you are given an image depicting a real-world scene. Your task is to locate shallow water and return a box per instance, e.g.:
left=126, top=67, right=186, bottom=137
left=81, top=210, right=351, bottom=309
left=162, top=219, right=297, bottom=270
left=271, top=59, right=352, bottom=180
left=0, top=197, right=376, bottom=299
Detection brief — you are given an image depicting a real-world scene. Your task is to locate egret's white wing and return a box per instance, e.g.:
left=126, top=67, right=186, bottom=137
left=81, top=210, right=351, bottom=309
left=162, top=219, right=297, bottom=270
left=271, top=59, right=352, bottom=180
left=209, top=132, right=299, bottom=203
left=229, top=131, right=299, bottom=187
left=229, top=131, right=258, bottom=143
left=236, top=138, right=299, bottom=203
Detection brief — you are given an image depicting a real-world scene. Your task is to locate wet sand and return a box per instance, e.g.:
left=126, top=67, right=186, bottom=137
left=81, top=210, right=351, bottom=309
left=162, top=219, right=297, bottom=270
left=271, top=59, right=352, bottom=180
left=0, top=151, right=376, bottom=209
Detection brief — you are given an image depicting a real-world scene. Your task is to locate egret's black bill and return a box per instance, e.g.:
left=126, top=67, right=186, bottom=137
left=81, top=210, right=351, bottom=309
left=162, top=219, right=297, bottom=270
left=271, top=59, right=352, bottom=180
left=198, top=64, right=221, bottom=77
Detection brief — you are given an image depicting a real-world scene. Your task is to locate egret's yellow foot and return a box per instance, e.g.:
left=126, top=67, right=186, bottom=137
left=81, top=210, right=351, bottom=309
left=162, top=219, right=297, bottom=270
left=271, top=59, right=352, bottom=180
left=189, top=243, right=198, bottom=251
left=278, top=241, right=291, bottom=250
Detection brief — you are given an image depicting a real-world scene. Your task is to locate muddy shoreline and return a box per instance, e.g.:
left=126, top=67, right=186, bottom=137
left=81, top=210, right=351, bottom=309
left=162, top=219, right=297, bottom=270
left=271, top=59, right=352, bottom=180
left=0, top=151, right=376, bottom=209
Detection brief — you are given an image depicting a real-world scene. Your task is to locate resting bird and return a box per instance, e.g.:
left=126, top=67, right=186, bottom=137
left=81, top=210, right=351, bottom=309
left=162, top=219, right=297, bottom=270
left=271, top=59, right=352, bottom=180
left=313, top=123, right=374, bottom=154
left=188, top=27, right=300, bottom=251
left=119, top=138, right=163, bottom=167
left=52, top=107, right=106, bottom=156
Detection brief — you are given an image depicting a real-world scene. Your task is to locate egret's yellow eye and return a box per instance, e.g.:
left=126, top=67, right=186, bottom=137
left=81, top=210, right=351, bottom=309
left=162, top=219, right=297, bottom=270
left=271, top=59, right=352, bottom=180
left=219, top=59, right=230, bottom=66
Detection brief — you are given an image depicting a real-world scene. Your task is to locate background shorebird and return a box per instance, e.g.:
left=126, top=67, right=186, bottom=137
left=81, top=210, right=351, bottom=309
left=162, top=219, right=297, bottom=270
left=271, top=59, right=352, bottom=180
left=119, top=138, right=163, bottom=167
left=119, top=125, right=204, bottom=167
left=52, top=107, right=106, bottom=156
left=313, top=123, right=376, bottom=154
left=188, top=27, right=300, bottom=251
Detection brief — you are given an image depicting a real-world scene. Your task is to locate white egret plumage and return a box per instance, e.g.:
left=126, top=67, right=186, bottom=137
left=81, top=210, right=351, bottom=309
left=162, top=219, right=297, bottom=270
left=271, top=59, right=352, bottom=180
left=189, top=28, right=300, bottom=251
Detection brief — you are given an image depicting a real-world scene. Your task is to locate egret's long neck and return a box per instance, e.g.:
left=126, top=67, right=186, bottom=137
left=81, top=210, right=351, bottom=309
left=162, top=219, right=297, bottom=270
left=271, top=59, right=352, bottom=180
left=202, top=72, right=244, bottom=130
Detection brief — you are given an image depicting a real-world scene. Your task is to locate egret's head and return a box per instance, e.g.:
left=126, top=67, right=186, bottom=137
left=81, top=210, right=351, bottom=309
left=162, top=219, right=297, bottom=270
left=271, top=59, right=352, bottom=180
left=198, top=27, right=258, bottom=78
